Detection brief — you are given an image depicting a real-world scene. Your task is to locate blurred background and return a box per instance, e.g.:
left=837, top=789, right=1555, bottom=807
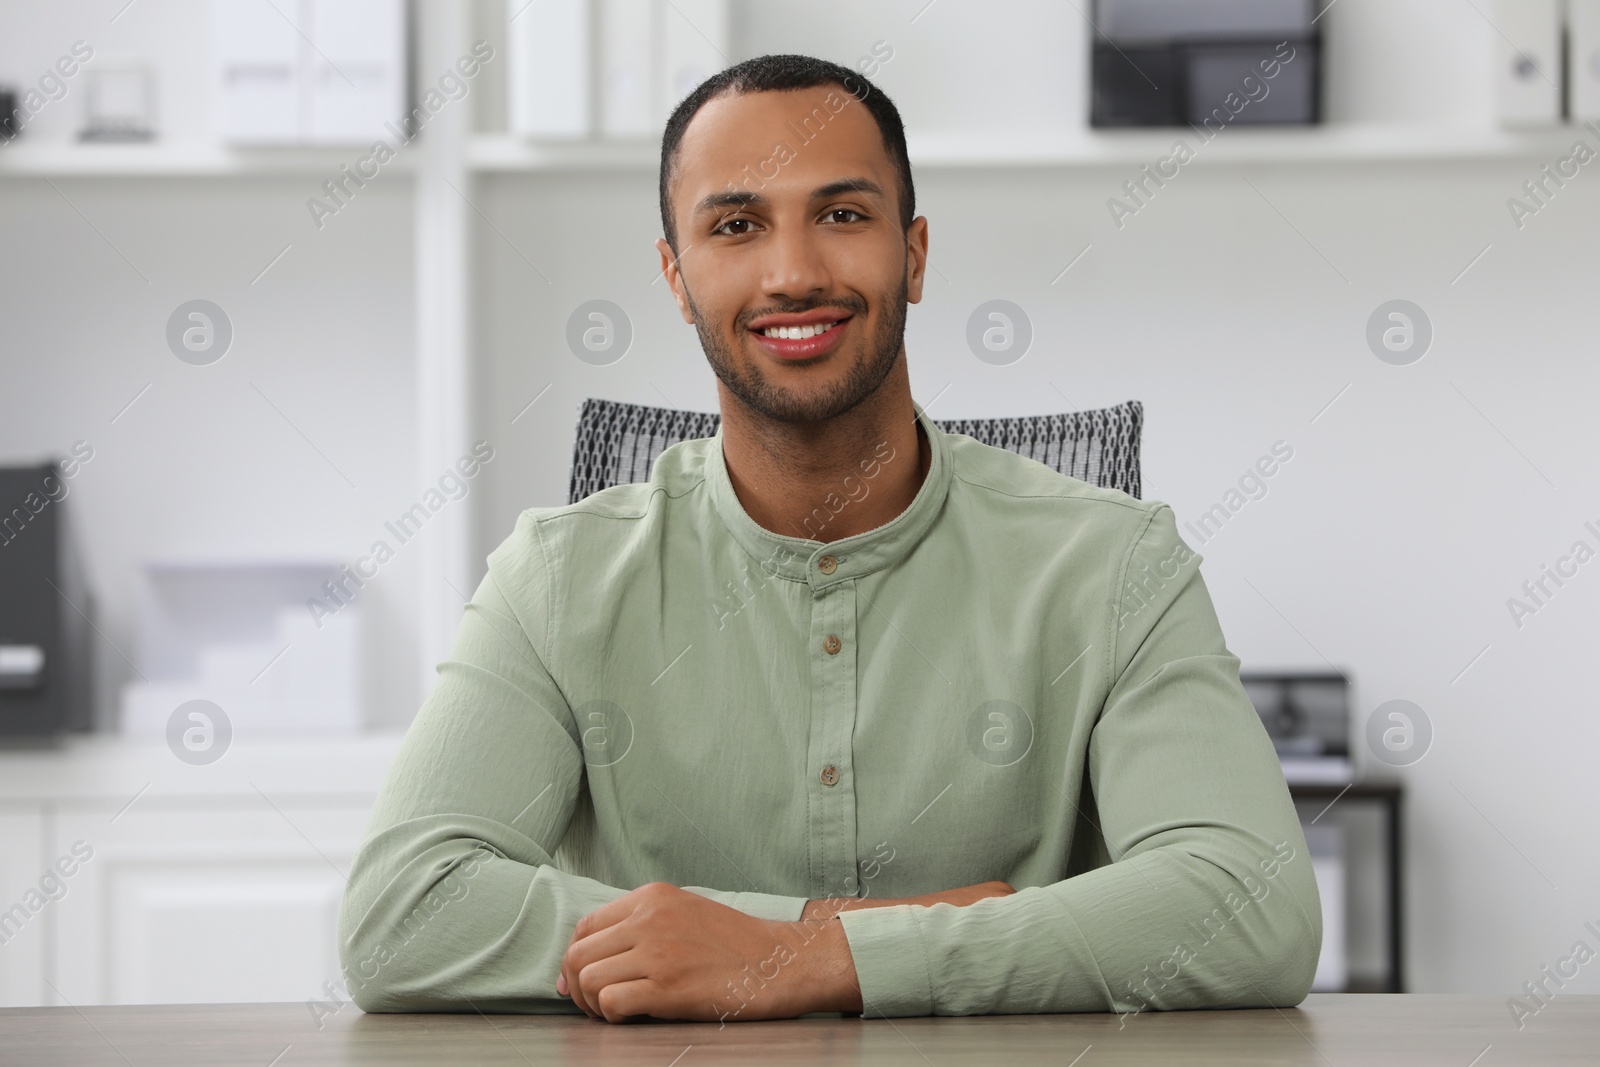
left=1, top=0, right=1597, bottom=1015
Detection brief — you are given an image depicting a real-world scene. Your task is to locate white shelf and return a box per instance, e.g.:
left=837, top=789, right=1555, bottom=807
left=0, top=140, right=418, bottom=177
left=903, top=123, right=1599, bottom=166
left=467, top=125, right=1593, bottom=175
left=470, top=123, right=1596, bottom=172
left=4, top=123, right=1589, bottom=178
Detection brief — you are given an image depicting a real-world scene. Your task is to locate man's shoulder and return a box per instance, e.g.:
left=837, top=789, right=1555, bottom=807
left=488, top=436, right=714, bottom=567
left=945, top=431, right=1160, bottom=533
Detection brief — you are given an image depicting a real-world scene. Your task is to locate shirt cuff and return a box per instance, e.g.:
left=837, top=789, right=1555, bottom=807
left=836, top=904, right=935, bottom=1018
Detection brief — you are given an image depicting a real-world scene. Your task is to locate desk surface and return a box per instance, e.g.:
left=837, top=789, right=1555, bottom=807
left=1, top=995, right=1594, bottom=1065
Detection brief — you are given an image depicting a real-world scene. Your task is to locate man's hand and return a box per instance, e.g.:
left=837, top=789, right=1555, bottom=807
left=556, top=882, right=860, bottom=1023
left=801, top=879, right=1016, bottom=922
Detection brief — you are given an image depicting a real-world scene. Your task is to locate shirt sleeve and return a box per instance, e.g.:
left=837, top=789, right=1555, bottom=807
left=834, top=502, right=1323, bottom=1018
left=336, top=519, right=808, bottom=1014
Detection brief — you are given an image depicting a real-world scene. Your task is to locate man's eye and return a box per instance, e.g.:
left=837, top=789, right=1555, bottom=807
left=827, top=208, right=865, bottom=224
left=714, top=218, right=753, bottom=236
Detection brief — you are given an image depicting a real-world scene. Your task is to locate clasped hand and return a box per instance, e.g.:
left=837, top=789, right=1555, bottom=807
left=555, top=879, right=1015, bottom=1023
left=555, top=882, right=850, bottom=1023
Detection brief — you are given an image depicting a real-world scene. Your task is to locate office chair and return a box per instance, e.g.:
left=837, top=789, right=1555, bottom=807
left=567, top=398, right=1143, bottom=504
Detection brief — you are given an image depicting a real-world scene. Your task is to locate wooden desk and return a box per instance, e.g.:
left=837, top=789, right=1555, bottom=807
left=1, top=995, right=1594, bottom=1065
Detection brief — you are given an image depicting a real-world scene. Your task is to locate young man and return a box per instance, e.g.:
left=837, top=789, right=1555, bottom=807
left=338, top=54, right=1320, bottom=1024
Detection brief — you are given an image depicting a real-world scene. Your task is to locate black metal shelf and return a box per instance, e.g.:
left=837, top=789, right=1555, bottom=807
left=1289, top=781, right=1404, bottom=993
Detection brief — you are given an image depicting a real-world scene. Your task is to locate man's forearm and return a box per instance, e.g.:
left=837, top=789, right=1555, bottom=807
left=782, top=913, right=863, bottom=1015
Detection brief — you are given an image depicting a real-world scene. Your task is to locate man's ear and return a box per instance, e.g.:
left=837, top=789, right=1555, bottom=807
left=904, top=216, right=929, bottom=306
left=655, top=237, right=696, bottom=324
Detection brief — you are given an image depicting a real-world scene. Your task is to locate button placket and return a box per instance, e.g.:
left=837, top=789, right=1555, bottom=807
left=806, top=573, right=860, bottom=900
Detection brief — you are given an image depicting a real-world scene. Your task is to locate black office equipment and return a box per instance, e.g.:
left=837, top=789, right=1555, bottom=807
left=1240, top=670, right=1349, bottom=760
left=0, top=462, right=99, bottom=737
left=1091, top=0, right=1322, bottom=128
left=0, top=88, right=19, bottom=141
left=1240, top=670, right=1404, bottom=992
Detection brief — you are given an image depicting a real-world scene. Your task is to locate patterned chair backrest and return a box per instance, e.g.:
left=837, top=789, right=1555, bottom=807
left=568, top=398, right=1143, bottom=505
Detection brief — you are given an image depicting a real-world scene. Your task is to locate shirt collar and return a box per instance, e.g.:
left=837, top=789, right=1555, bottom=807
left=706, top=400, right=952, bottom=590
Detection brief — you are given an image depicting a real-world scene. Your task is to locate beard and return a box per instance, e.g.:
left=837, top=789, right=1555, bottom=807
left=687, top=265, right=909, bottom=425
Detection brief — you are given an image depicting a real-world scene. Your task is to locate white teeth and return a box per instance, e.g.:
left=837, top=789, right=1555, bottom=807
left=761, top=321, right=839, bottom=339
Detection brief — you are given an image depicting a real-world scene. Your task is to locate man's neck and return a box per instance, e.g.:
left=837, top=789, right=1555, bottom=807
left=718, top=377, right=930, bottom=545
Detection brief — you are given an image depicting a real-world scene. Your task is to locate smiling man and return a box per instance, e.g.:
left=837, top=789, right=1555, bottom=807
left=338, top=53, right=1320, bottom=1024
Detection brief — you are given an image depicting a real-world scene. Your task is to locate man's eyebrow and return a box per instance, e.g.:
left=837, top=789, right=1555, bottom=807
left=692, top=177, right=889, bottom=218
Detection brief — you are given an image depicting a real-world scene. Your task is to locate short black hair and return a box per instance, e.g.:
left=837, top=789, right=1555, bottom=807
left=658, top=53, right=915, bottom=255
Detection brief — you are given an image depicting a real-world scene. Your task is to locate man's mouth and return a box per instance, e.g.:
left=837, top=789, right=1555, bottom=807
left=748, top=315, right=854, bottom=360
left=755, top=320, right=846, bottom=339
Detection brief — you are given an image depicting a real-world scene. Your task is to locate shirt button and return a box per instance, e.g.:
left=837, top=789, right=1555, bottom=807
left=817, top=555, right=837, bottom=574
left=820, top=765, right=839, bottom=786
left=823, top=634, right=842, bottom=655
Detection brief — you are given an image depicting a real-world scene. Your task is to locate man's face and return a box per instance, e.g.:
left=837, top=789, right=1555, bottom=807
left=656, top=87, right=927, bottom=425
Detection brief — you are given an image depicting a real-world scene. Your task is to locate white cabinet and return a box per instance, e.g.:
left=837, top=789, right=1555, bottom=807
left=51, top=803, right=370, bottom=1005
left=0, top=810, right=47, bottom=1006
left=0, top=735, right=401, bottom=1008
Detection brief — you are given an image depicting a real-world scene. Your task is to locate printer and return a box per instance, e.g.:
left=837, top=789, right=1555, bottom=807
left=1091, top=0, right=1323, bottom=127
left=0, top=461, right=98, bottom=738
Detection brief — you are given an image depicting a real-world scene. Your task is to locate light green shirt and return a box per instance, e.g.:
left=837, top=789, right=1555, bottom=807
left=338, top=401, right=1321, bottom=1018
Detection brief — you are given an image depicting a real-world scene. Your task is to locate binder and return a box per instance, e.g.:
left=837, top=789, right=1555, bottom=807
left=1494, top=0, right=1563, bottom=127
left=305, top=0, right=407, bottom=144
left=600, top=0, right=656, bottom=137
left=657, top=0, right=728, bottom=127
left=508, top=0, right=591, bottom=138
left=507, top=0, right=728, bottom=139
left=214, top=0, right=405, bottom=145
left=214, top=0, right=300, bottom=143
left=1572, top=0, right=1600, bottom=123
